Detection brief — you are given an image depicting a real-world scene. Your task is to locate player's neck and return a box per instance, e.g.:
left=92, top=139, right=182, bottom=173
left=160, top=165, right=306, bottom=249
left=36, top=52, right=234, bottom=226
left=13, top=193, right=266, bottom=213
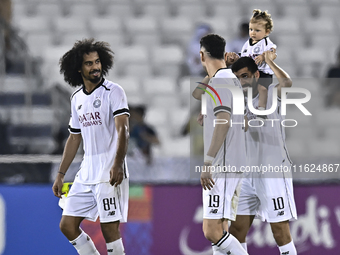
left=83, top=79, right=102, bottom=93
left=206, top=60, right=227, bottom=78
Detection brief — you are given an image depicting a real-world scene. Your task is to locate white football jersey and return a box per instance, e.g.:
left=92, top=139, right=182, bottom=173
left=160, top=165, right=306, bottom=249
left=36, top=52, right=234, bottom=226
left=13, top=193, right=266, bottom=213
left=69, top=78, right=130, bottom=184
left=240, top=37, right=277, bottom=75
left=204, top=68, right=247, bottom=171
left=245, top=84, right=292, bottom=167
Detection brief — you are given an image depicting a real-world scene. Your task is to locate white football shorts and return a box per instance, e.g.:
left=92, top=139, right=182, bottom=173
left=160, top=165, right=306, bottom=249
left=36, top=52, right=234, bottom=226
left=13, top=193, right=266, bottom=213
left=237, top=172, right=297, bottom=223
left=63, top=178, right=129, bottom=223
left=203, top=172, right=243, bottom=221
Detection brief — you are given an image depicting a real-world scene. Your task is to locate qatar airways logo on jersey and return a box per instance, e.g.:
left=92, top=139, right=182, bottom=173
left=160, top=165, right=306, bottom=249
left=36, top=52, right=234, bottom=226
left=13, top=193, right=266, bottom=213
left=199, top=81, right=312, bottom=128
left=78, top=111, right=102, bottom=127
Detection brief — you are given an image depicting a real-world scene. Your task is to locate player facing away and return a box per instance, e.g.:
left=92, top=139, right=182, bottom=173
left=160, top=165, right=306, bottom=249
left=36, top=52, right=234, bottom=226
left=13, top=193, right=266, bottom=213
left=240, top=9, right=277, bottom=119
left=197, top=34, right=248, bottom=255
left=52, top=39, right=129, bottom=255
left=230, top=56, right=297, bottom=255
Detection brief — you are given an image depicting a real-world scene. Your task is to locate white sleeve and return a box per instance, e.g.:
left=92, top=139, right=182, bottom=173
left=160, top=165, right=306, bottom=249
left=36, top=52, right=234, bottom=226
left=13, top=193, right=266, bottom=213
left=265, top=39, right=277, bottom=51
left=240, top=41, right=248, bottom=56
left=68, top=97, right=81, bottom=134
left=211, top=78, right=233, bottom=115
left=110, top=85, right=130, bottom=118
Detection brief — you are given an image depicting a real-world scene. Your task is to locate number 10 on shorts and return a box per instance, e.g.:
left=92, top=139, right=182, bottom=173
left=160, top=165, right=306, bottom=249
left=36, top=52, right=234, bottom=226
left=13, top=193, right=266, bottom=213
left=272, top=197, right=284, bottom=211
left=103, top=197, right=117, bottom=211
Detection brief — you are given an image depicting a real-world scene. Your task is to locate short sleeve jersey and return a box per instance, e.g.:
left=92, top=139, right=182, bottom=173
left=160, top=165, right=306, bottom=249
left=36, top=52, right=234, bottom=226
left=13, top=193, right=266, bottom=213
left=240, top=37, right=277, bottom=75
left=203, top=68, right=247, bottom=170
left=69, top=78, right=129, bottom=184
left=245, top=84, right=292, bottom=167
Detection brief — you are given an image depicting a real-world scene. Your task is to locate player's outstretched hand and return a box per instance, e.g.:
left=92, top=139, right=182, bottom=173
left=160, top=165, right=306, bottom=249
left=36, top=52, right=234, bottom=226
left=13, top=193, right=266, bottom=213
left=200, top=163, right=215, bottom=190
left=264, top=49, right=277, bottom=63
left=52, top=176, right=64, bottom=198
left=225, top=52, right=239, bottom=66
left=110, top=164, right=124, bottom=187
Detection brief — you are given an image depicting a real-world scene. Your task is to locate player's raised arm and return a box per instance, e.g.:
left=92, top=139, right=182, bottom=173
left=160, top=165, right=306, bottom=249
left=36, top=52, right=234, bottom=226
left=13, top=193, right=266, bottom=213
left=264, top=50, right=292, bottom=98
left=52, top=133, right=82, bottom=198
left=192, top=75, right=210, bottom=100
left=110, top=114, right=129, bottom=187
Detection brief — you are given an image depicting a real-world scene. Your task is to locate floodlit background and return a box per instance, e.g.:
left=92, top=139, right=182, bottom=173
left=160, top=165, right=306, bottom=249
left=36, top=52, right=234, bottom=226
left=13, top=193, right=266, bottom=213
left=0, top=0, right=340, bottom=254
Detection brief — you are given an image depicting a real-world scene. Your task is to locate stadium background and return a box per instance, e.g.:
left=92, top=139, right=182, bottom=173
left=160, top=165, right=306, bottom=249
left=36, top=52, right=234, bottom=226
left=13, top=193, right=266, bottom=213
left=0, top=0, right=340, bottom=254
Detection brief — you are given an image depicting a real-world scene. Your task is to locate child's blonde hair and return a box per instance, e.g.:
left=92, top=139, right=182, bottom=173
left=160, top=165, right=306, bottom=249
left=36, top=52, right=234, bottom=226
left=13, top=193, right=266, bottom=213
left=250, top=9, right=273, bottom=32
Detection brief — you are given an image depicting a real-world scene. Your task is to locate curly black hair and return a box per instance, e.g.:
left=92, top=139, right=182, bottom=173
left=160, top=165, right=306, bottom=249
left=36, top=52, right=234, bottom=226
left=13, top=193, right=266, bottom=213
left=59, top=38, right=114, bottom=87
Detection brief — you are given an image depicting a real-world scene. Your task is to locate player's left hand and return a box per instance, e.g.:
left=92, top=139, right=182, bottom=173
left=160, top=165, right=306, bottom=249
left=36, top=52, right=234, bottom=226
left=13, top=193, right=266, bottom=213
left=110, top=164, right=124, bottom=187
left=197, top=113, right=204, bottom=126
left=225, top=52, right=239, bottom=66
left=255, top=54, right=265, bottom=65
left=200, top=162, right=215, bottom=190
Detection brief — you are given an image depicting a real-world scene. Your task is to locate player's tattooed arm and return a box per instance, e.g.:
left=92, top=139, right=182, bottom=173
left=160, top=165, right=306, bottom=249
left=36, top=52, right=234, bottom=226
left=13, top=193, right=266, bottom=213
left=264, top=50, right=292, bottom=98
left=110, top=114, right=129, bottom=187
left=52, top=133, right=82, bottom=198
left=192, top=75, right=210, bottom=100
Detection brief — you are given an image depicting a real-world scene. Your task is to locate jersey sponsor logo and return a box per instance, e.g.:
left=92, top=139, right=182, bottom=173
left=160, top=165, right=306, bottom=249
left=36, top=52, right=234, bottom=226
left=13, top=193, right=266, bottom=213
left=108, top=249, right=113, bottom=252
left=78, top=111, right=102, bottom=127
left=93, top=98, right=101, bottom=108
left=282, top=252, right=289, bottom=254
left=107, top=211, right=116, bottom=216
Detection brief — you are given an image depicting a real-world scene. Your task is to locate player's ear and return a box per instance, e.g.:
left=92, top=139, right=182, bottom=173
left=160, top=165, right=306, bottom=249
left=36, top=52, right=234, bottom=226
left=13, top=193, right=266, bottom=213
left=254, top=70, right=260, bottom=80
left=200, top=51, right=204, bottom=62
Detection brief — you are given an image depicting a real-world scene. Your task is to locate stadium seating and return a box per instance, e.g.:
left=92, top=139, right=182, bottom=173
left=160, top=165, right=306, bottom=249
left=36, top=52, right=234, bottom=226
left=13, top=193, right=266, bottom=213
left=9, top=0, right=340, bottom=157
left=35, top=2, right=62, bottom=18
left=141, top=3, right=171, bottom=18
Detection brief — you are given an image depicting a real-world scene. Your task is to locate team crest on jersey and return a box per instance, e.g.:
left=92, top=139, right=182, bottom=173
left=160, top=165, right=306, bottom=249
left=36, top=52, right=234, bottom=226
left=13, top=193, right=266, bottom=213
left=254, top=46, right=260, bottom=54
left=93, top=98, right=101, bottom=108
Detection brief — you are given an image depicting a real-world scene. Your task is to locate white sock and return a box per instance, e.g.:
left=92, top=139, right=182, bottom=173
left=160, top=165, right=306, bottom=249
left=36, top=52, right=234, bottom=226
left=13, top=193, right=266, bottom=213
left=241, top=242, right=248, bottom=252
left=212, top=243, right=224, bottom=254
left=278, top=240, right=297, bottom=255
left=215, top=232, right=248, bottom=255
left=70, top=231, right=100, bottom=255
left=107, top=238, right=125, bottom=255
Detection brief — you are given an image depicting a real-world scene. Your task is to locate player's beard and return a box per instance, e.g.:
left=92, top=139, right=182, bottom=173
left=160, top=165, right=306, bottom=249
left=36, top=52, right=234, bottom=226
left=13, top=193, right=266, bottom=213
left=89, top=75, right=102, bottom=84
left=243, top=78, right=257, bottom=98
left=83, top=69, right=102, bottom=84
